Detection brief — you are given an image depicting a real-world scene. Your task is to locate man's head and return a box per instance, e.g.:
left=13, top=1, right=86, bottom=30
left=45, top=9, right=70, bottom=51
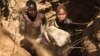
left=56, top=5, right=68, bottom=22
left=26, top=0, right=37, bottom=19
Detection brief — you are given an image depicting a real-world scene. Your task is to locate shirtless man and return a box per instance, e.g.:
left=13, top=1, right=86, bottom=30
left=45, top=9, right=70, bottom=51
left=19, top=0, right=47, bottom=56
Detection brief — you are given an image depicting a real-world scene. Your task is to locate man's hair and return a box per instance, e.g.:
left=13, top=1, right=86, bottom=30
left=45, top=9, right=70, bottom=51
left=26, top=0, right=36, bottom=8
left=56, top=5, right=67, bottom=13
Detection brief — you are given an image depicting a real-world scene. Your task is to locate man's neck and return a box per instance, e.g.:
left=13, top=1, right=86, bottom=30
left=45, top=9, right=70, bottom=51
left=27, top=14, right=37, bottom=22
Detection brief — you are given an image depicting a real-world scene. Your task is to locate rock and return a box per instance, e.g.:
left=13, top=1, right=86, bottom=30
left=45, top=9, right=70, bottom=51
left=0, top=27, right=31, bottom=56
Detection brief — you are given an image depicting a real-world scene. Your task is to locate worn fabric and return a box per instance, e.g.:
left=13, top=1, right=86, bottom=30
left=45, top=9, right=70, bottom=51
left=46, top=18, right=73, bottom=46
left=46, top=26, right=71, bottom=46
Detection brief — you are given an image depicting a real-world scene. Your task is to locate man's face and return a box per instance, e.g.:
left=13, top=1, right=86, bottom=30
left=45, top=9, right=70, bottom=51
left=56, top=9, right=67, bottom=21
left=27, top=4, right=37, bottom=17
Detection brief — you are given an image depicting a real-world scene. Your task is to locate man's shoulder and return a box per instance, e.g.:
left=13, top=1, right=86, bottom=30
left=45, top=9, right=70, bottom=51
left=66, top=18, right=72, bottom=23
left=37, top=12, right=45, bottom=18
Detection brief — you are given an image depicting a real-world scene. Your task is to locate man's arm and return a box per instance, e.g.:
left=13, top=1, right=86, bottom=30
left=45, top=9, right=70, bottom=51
left=68, top=23, right=88, bottom=29
left=19, top=9, right=27, bottom=35
left=38, top=13, right=47, bottom=25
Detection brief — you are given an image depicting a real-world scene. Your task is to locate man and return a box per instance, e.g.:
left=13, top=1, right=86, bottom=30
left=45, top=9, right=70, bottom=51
left=45, top=5, right=73, bottom=56
left=47, top=5, right=73, bottom=44
left=19, top=0, right=46, bottom=38
left=19, top=0, right=47, bottom=56
left=46, top=5, right=88, bottom=56
left=49, top=5, right=72, bottom=30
